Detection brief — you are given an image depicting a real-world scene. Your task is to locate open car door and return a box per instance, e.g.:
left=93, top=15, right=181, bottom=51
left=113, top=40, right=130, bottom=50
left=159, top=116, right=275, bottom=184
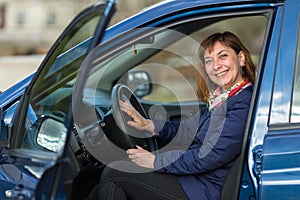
left=0, top=0, right=115, bottom=199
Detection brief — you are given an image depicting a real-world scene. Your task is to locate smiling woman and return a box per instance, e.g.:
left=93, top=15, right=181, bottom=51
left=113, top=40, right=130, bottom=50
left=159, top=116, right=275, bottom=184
left=198, top=31, right=256, bottom=106
left=84, top=30, right=256, bottom=200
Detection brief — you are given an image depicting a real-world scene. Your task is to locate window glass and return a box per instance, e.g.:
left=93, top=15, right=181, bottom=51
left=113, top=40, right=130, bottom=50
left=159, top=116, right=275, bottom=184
left=291, top=30, right=300, bottom=122
left=17, top=11, right=25, bottom=25
left=62, top=16, right=100, bottom=52
left=128, top=15, right=267, bottom=103
left=19, top=7, right=104, bottom=152
left=85, top=14, right=268, bottom=105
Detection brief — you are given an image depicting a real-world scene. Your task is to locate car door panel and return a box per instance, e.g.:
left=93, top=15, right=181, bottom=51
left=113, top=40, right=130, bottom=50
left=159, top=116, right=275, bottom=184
left=0, top=1, right=115, bottom=199
left=261, top=128, right=300, bottom=199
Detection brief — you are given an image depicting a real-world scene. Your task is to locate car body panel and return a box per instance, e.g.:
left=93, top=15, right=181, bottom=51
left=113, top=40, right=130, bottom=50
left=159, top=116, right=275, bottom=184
left=271, top=0, right=298, bottom=124
left=259, top=0, right=300, bottom=199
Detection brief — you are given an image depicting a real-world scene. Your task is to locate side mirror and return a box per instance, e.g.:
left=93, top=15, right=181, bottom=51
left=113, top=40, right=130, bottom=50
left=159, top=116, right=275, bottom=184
left=37, top=115, right=67, bottom=153
left=126, top=70, right=152, bottom=98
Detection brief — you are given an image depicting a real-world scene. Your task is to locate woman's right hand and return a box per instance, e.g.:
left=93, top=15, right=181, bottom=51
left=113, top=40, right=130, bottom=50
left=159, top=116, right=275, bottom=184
left=120, top=100, right=155, bottom=133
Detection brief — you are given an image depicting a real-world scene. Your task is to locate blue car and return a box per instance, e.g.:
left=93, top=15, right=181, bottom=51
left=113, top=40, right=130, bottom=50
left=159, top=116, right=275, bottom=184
left=0, top=0, right=299, bottom=199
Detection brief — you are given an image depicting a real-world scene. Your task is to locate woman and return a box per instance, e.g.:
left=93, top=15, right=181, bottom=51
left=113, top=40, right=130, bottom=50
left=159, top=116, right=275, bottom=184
left=88, top=31, right=256, bottom=200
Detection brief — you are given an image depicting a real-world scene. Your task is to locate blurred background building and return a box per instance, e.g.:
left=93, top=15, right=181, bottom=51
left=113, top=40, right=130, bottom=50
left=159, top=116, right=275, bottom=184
left=0, top=0, right=162, bottom=91
left=0, top=0, right=162, bottom=55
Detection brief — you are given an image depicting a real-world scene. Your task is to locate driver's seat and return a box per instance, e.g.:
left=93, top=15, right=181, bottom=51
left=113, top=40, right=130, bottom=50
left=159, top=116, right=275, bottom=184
left=221, top=155, right=243, bottom=200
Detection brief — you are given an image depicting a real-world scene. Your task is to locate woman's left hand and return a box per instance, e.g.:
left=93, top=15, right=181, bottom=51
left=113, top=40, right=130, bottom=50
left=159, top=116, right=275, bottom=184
left=127, top=145, right=155, bottom=169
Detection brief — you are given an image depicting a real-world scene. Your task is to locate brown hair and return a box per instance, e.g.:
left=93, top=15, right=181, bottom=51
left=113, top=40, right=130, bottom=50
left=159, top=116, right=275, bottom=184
left=197, top=31, right=256, bottom=103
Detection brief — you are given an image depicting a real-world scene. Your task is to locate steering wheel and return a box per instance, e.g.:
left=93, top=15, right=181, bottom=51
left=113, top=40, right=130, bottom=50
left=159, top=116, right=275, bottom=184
left=111, top=84, right=157, bottom=152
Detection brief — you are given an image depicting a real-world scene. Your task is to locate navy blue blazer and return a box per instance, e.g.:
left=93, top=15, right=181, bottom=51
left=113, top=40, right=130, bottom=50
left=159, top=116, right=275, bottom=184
left=153, top=85, right=253, bottom=200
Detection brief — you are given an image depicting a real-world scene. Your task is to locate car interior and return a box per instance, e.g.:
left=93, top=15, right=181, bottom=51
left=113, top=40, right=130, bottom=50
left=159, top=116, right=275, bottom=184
left=70, top=12, right=269, bottom=199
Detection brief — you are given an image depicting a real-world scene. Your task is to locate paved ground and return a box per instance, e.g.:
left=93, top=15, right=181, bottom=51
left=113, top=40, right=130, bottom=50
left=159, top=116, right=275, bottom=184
left=0, top=55, right=44, bottom=92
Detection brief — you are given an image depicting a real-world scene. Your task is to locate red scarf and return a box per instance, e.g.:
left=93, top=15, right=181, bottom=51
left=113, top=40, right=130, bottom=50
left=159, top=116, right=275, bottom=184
left=208, top=80, right=251, bottom=111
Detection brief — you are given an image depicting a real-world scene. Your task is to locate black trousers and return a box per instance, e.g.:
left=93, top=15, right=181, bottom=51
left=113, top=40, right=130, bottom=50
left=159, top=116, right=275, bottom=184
left=86, top=160, right=189, bottom=200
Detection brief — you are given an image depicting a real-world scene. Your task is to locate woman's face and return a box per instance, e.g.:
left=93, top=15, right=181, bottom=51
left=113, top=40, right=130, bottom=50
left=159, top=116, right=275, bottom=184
left=204, top=41, right=245, bottom=89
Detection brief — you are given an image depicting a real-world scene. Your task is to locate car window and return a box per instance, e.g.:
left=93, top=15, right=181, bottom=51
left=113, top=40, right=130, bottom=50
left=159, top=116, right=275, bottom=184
left=79, top=11, right=270, bottom=163
left=17, top=5, right=106, bottom=153
left=291, top=29, right=300, bottom=122
left=126, top=15, right=267, bottom=103
left=88, top=14, right=267, bottom=103
left=83, top=14, right=269, bottom=109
